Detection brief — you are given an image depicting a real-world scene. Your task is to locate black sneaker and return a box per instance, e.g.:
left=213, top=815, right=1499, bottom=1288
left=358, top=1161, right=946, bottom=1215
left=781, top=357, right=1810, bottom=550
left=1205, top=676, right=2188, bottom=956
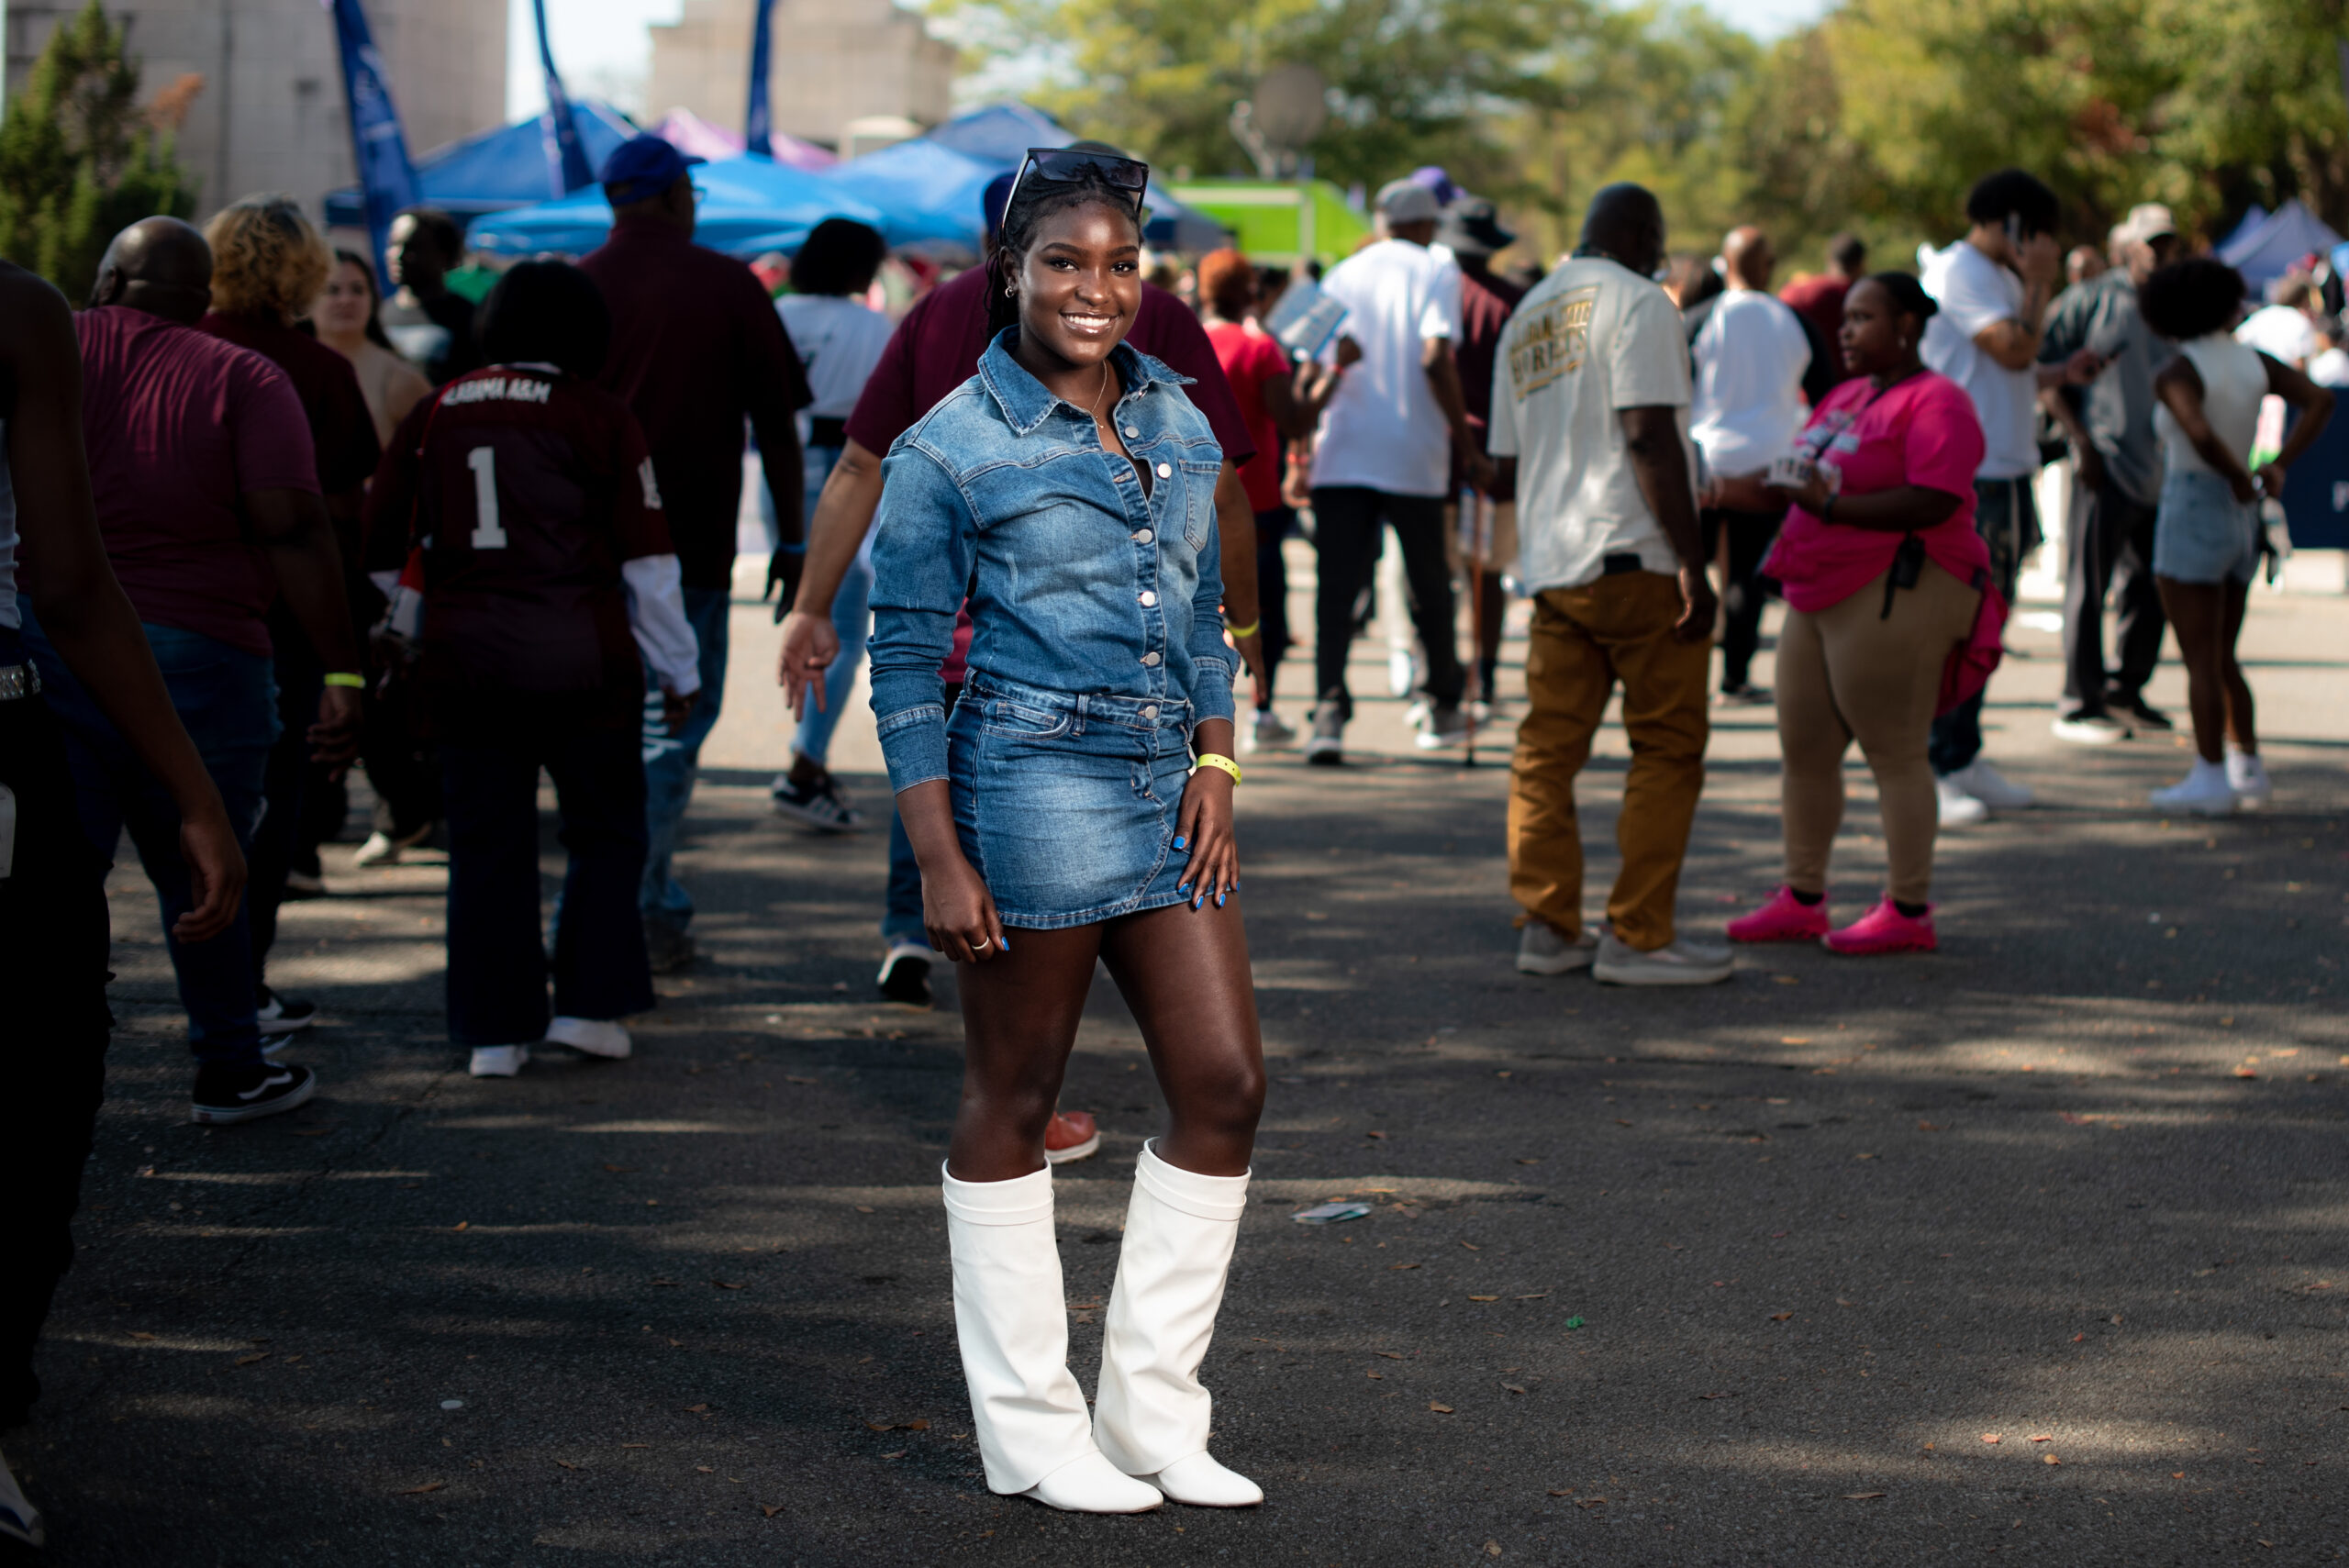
left=1305, top=704, right=1345, bottom=766
left=255, top=985, right=317, bottom=1037
left=2109, top=690, right=2173, bottom=731
left=645, top=926, right=696, bottom=975
left=877, top=941, right=932, bottom=1006
left=191, top=1062, right=318, bottom=1126
left=771, top=772, right=864, bottom=833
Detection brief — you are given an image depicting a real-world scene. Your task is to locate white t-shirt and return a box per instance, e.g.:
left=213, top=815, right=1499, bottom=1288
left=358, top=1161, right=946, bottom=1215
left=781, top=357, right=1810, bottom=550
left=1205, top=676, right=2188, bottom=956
left=1689, top=289, right=1812, bottom=476
left=2235, top=304, right=2318, bottom=369
left=1920, top=240, right=2038, bottom=480
left=777, top=293, right=895, bottom=424
left=2308, top=345, right=2349, bottom=387
left=1308, top=238, right=1464, bottom=496
left=1487, top=255, right=1694, bottom=592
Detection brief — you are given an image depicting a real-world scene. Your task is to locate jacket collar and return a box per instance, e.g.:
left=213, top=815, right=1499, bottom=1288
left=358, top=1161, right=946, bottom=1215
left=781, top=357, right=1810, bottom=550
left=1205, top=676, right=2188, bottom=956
left=976, top=328, right=1188, bottom=437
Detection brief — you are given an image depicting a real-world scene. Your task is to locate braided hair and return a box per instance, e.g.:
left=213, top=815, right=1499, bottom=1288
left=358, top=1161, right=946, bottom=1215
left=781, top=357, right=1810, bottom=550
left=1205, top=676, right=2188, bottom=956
left=985, top=161, right=1147, bottom=339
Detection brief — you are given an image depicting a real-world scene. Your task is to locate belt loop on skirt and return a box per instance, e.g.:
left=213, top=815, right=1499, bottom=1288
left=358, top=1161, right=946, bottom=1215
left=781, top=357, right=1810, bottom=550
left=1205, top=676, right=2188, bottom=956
left=1073, top=693, right=1089, bottom=737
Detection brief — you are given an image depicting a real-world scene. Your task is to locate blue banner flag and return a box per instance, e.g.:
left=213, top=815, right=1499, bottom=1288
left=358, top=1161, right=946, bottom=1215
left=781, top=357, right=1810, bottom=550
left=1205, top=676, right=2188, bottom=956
left=532, top=0, right=596, bottom=195
left=320, top=0, right=420, bottom=280
left=744, top=0, right=777, bottom=158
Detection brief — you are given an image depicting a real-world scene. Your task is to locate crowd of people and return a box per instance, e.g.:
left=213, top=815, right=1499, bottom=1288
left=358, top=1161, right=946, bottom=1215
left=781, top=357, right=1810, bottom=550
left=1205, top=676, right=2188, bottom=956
left=0, top=126, right=2339, bottom=1536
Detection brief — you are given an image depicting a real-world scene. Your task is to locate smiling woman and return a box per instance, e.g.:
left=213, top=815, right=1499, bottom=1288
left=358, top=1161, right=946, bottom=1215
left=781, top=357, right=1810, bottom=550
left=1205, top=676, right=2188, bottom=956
left=863, top=148, right=1269, bottom=1517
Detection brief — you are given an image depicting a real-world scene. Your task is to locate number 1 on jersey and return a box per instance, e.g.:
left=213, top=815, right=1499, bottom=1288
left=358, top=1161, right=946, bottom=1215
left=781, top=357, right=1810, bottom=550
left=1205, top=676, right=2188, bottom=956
left=467, top=446, right=507, bottom=549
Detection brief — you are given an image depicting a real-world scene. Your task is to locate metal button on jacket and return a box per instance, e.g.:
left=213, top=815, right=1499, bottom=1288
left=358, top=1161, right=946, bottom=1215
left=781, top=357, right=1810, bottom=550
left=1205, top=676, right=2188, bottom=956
left=1140, top=651, right=1161, bottom=666
left=1132, top=528, right=1152, bottom=543
left=1155, top=462, right=1172, bottom=478
left=1141, top=705, right=1158, bottom=720
left=1139, top=590, right=1158, bottom=606
left=1124, top=426, right=1140, bottom=438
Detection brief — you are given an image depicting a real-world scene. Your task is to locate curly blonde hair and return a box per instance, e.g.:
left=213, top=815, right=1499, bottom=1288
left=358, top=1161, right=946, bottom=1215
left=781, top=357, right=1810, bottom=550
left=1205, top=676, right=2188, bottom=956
left=205, top=195, right=332, bottom=321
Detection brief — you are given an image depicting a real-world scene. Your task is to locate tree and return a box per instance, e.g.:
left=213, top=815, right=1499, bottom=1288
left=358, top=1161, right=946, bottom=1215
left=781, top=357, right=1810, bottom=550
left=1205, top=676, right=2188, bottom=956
left=0, top=0, right=198, bottom=302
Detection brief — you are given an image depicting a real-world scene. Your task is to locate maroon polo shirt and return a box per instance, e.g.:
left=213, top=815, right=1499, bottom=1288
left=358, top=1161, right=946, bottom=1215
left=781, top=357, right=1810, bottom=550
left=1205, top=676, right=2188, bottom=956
left=580, top=218, right=811, bottom=591
left=199, top=310, right=383, bottom=497
left=844, top=267, right=1257, bottom=467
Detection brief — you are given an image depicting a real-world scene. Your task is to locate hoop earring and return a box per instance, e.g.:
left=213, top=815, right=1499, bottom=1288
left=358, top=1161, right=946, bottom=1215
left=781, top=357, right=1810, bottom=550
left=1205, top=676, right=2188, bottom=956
left=1004, top=283, right=1016, bottom=297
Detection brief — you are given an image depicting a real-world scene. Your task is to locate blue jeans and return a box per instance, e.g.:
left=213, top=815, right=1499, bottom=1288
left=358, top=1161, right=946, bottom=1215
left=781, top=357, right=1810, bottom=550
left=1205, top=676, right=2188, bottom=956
left=640, top=586, right=729, bottom=937
left=1930, top=476, right=2034, bottom=777
left=443, top=718, right=652, bottom=1045
left=774, top=441, right=874, bottom=765
left=21, top=609, right=278, bottom=1072
left=881, top=682, right=960, bottom=949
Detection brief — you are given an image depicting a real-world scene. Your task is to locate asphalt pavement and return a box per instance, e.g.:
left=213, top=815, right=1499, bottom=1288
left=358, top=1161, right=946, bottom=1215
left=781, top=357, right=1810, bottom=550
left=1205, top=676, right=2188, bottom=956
left=6, top=549, right=2346, bottom=1567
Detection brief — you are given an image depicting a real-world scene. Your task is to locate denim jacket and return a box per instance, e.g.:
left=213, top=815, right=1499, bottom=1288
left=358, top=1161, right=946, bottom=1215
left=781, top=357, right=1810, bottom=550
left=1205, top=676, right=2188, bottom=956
left=866, top=330, right=1231, bottom=793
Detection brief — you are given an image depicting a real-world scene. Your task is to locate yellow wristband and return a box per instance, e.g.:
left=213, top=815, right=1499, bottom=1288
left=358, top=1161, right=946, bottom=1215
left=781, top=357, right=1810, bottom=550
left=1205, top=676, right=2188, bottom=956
left=323, top=672, right=366, bottom=689
left=1192, top=752, right=1242, bottom=784
left=1224, top=618, right=1261, bottom=639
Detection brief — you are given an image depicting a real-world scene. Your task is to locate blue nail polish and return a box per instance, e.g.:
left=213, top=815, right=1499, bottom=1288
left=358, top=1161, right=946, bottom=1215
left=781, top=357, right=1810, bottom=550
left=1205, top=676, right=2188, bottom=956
left=1178, top=882, right=1190, bottom=894
left=1174, top=836, right=1187, bottom=850
left=1216, top=892, right=1226, bottom=907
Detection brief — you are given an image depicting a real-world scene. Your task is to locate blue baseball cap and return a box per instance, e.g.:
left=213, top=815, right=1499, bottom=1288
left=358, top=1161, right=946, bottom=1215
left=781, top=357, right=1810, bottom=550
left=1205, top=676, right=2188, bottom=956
left=599, top=135, right=705, bottom=206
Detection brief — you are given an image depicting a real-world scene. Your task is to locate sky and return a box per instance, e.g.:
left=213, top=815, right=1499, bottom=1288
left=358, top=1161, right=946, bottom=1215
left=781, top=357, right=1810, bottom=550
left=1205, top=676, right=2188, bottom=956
left=505, top=0, right=1836, bottom=123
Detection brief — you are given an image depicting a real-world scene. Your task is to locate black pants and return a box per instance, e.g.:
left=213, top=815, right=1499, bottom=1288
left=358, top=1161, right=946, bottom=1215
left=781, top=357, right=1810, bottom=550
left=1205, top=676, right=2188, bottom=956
left=2060, top=474, right=2165, bottom=709
left=1700, top=506, right=1783, bottom=690
left=362, top=678, right=441, bottom=840
left=0, top=692, right=115, bottom=1426
left=248, top=625, right=321, bottom=988
left=440, top=716, right=654, bottom=1047
left=1310, top=486, right=1464, bottom=717
left=1252, top=506, right=1295, bottom=706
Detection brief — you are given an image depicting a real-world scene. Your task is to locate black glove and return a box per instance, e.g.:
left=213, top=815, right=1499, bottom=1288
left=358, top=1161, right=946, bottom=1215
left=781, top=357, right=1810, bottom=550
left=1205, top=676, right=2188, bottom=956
left=766, top=545, right=805, bottom=622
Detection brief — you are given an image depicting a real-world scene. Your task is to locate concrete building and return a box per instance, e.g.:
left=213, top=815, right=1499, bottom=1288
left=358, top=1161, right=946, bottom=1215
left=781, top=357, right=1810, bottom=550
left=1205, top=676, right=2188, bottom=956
left=647, top=0, right=952, bottom=152
left=3, top=0, right=507, bottom=222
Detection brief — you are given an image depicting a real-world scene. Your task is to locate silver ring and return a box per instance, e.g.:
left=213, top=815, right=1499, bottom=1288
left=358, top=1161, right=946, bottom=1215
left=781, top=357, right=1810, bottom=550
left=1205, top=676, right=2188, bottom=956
left=974, top=937, right=991, bottom=951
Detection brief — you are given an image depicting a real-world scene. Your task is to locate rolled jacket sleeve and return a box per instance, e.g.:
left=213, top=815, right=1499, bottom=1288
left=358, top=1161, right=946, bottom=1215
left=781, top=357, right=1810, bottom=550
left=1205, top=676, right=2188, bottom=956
left=865, top=440, right=977, bottom=792
left=1184, top=489, right=1236, bottom=727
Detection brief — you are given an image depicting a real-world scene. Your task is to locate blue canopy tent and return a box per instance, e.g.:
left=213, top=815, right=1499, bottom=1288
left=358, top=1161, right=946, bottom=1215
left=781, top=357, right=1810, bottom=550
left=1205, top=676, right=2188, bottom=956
left=818, top=138, right=998, bottom=252
left=324, top=101, right=640, bottom=229
left=916, top=103, right=1230, bottom=253
left=2216, top=198, right=2343, bottom=293
left=465, top=154, right=887, bottom=260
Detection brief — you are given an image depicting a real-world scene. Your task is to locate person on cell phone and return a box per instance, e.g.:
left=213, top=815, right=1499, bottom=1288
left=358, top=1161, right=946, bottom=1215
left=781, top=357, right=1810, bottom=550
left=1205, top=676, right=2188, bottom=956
left=363, top=261, right=701, bottom=1079
left=1917, top=169, right=2103, bottom=825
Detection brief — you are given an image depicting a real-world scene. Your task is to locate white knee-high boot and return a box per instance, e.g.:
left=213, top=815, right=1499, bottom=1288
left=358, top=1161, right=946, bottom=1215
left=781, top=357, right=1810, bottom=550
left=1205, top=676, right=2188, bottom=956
left=941, top=1162, right=1163, bottom=1513
left=1093, top=1140, right=1262, bottom=1507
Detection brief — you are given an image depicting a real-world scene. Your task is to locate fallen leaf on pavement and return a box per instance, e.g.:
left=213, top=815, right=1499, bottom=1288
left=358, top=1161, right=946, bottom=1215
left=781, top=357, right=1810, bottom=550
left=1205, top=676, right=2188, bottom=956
left=1575, top=1497, right=1605, bottom=1508
left=761, top=1504, right=785, bottom=1518
left=1460, top=1242, right=1481, bottom=1251
left=1389, top=1262, right=1420, bottom=1271
left=712, top=1280, right=744, bottom=1290
left=1981, top=1434, right=2001, bottom=1444
left=881, top=1450, right=907, bottom=1459
left=1516, top=1293, right=1548, bottom=1300
left=864, top=1418, right=930, bottom=1432
left=1843, top=1491, right=1886, bottom=1500
left=1366, top=1372, right=1383, bottom=1380
left=602, top=1164, right=636, bottom=1173
left=696, top=1466, right=715, bottom=1474
left=1613, top=1118, right=1632, bottom=1127
left=1917, top=1121, right=1942, bottom=1131
left=1365, top=1130, right=1386, bottom=1140
left=685, top=1404, right=710, bottom=1414
left=1780, top=1037, right=1811, bottom=1045
left=1698, top=1392, right=1734, bottom=1401
left=2043, top=1454, right=2062, bottom=1465
left=1428, top=1403, right=1454, bottom=1414
left=1468, top=1295, right=1498, bottom=1302
left=451, top=1221, right=469, bottom=1231
left=854, top=1206, right=875, bottom=1214
left=1376, top=1351, right=1405, bottom=1360
left=234, top=1353, right=268, bottom=1367
left=1485, top=1543, right=1502, bottom=1558
left=1548, top=1488, right=1571, bottom=1496
left=130, top=1331, right=157, bottom=1340
left=2030, top=1434, right=2053, bottom=1442
left=396, top=1481, right=443, bottom=1496
left=1501, top=1383, right=1526, bottom=1395
left=1771, top=1312, right=1794, bottom=1321
left=555, top=1461, right=577, bottom=1471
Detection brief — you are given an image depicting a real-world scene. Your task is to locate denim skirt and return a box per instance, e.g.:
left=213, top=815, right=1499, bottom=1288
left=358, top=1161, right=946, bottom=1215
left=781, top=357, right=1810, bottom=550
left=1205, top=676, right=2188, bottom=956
left=2153, top=469, right=2260, bottom=585
left=947, top=673, right=1196, bottom=929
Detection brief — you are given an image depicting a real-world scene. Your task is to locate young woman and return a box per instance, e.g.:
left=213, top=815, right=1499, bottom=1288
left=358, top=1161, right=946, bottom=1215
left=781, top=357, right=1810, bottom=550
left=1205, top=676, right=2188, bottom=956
left=363, top=262, right=700, bottom=1077
left=767, top=217, right=895, bottom=831
left=2139, top=259, right=2332, bottom=814
left=315, top=250, right=431, bottom=450
left=858, top=152, right=1264, bottom=1514
left=1722, top=273, right=1991, bottom=955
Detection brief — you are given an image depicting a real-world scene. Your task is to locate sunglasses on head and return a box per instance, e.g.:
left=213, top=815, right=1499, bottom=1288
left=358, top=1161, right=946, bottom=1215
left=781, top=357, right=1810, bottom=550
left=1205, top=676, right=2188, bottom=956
left=1007, top=147, right=1151, bottom=222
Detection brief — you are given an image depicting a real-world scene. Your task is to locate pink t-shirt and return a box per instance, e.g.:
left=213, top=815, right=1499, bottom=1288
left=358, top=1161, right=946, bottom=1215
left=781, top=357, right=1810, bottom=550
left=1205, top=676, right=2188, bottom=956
left=1765, top=370, right=1988, bottom=615
left=73, top=306, right=320, bottom=655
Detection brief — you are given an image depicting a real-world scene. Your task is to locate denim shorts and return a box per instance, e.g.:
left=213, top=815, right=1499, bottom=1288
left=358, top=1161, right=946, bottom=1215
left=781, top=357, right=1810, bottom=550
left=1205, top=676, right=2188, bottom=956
left=2153, top=469, right=2260, bottom=584
left=947, top=673, right=1197, bottom=929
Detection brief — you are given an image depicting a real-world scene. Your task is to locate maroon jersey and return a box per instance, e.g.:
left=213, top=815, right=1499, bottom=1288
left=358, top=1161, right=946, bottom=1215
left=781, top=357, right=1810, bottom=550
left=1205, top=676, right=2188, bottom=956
left=364, top=366, right=671, bottom=710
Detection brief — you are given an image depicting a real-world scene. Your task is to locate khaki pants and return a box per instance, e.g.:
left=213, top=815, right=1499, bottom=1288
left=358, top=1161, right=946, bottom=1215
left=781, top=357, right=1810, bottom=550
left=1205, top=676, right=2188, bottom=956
left=1776, top=562, right=1980, bottom=906
left=1507, top=573, right=1710, bottom=951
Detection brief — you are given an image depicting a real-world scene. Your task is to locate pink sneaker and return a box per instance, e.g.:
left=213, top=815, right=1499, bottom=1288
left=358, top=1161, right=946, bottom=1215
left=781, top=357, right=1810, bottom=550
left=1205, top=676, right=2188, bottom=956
left=1823, top=898, right=1936, bottom=955
left=1726, top=886, right=1831, bottom=943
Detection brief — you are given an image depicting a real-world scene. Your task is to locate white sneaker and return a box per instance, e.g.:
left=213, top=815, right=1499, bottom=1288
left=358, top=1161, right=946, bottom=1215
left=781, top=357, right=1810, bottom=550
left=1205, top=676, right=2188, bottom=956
left=1243, top=709, right=1297, bottom=754
left=1516, top=920, right=1598, bottom=975
left=1592, top=933, right=1733, bottom=986
left=0, top=1446, right=44, bottom=1547
left=2051, top=711, right=2129, bottom=746
left=2151, top=761, right=2238, bottom=817
left=1949, top=758, right=2034, bottom=809
left=352, top=822, right=433, bottom=867
left=1387, top=649, right=1417, bottom=698
left=469, top=1045, right=529, bottom=1077
left=1935, top=775, right=1990, bottom=826
left=2225, top=748, right=2272, bottom=810
left=545, top=1016, right=631, bottom=1059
